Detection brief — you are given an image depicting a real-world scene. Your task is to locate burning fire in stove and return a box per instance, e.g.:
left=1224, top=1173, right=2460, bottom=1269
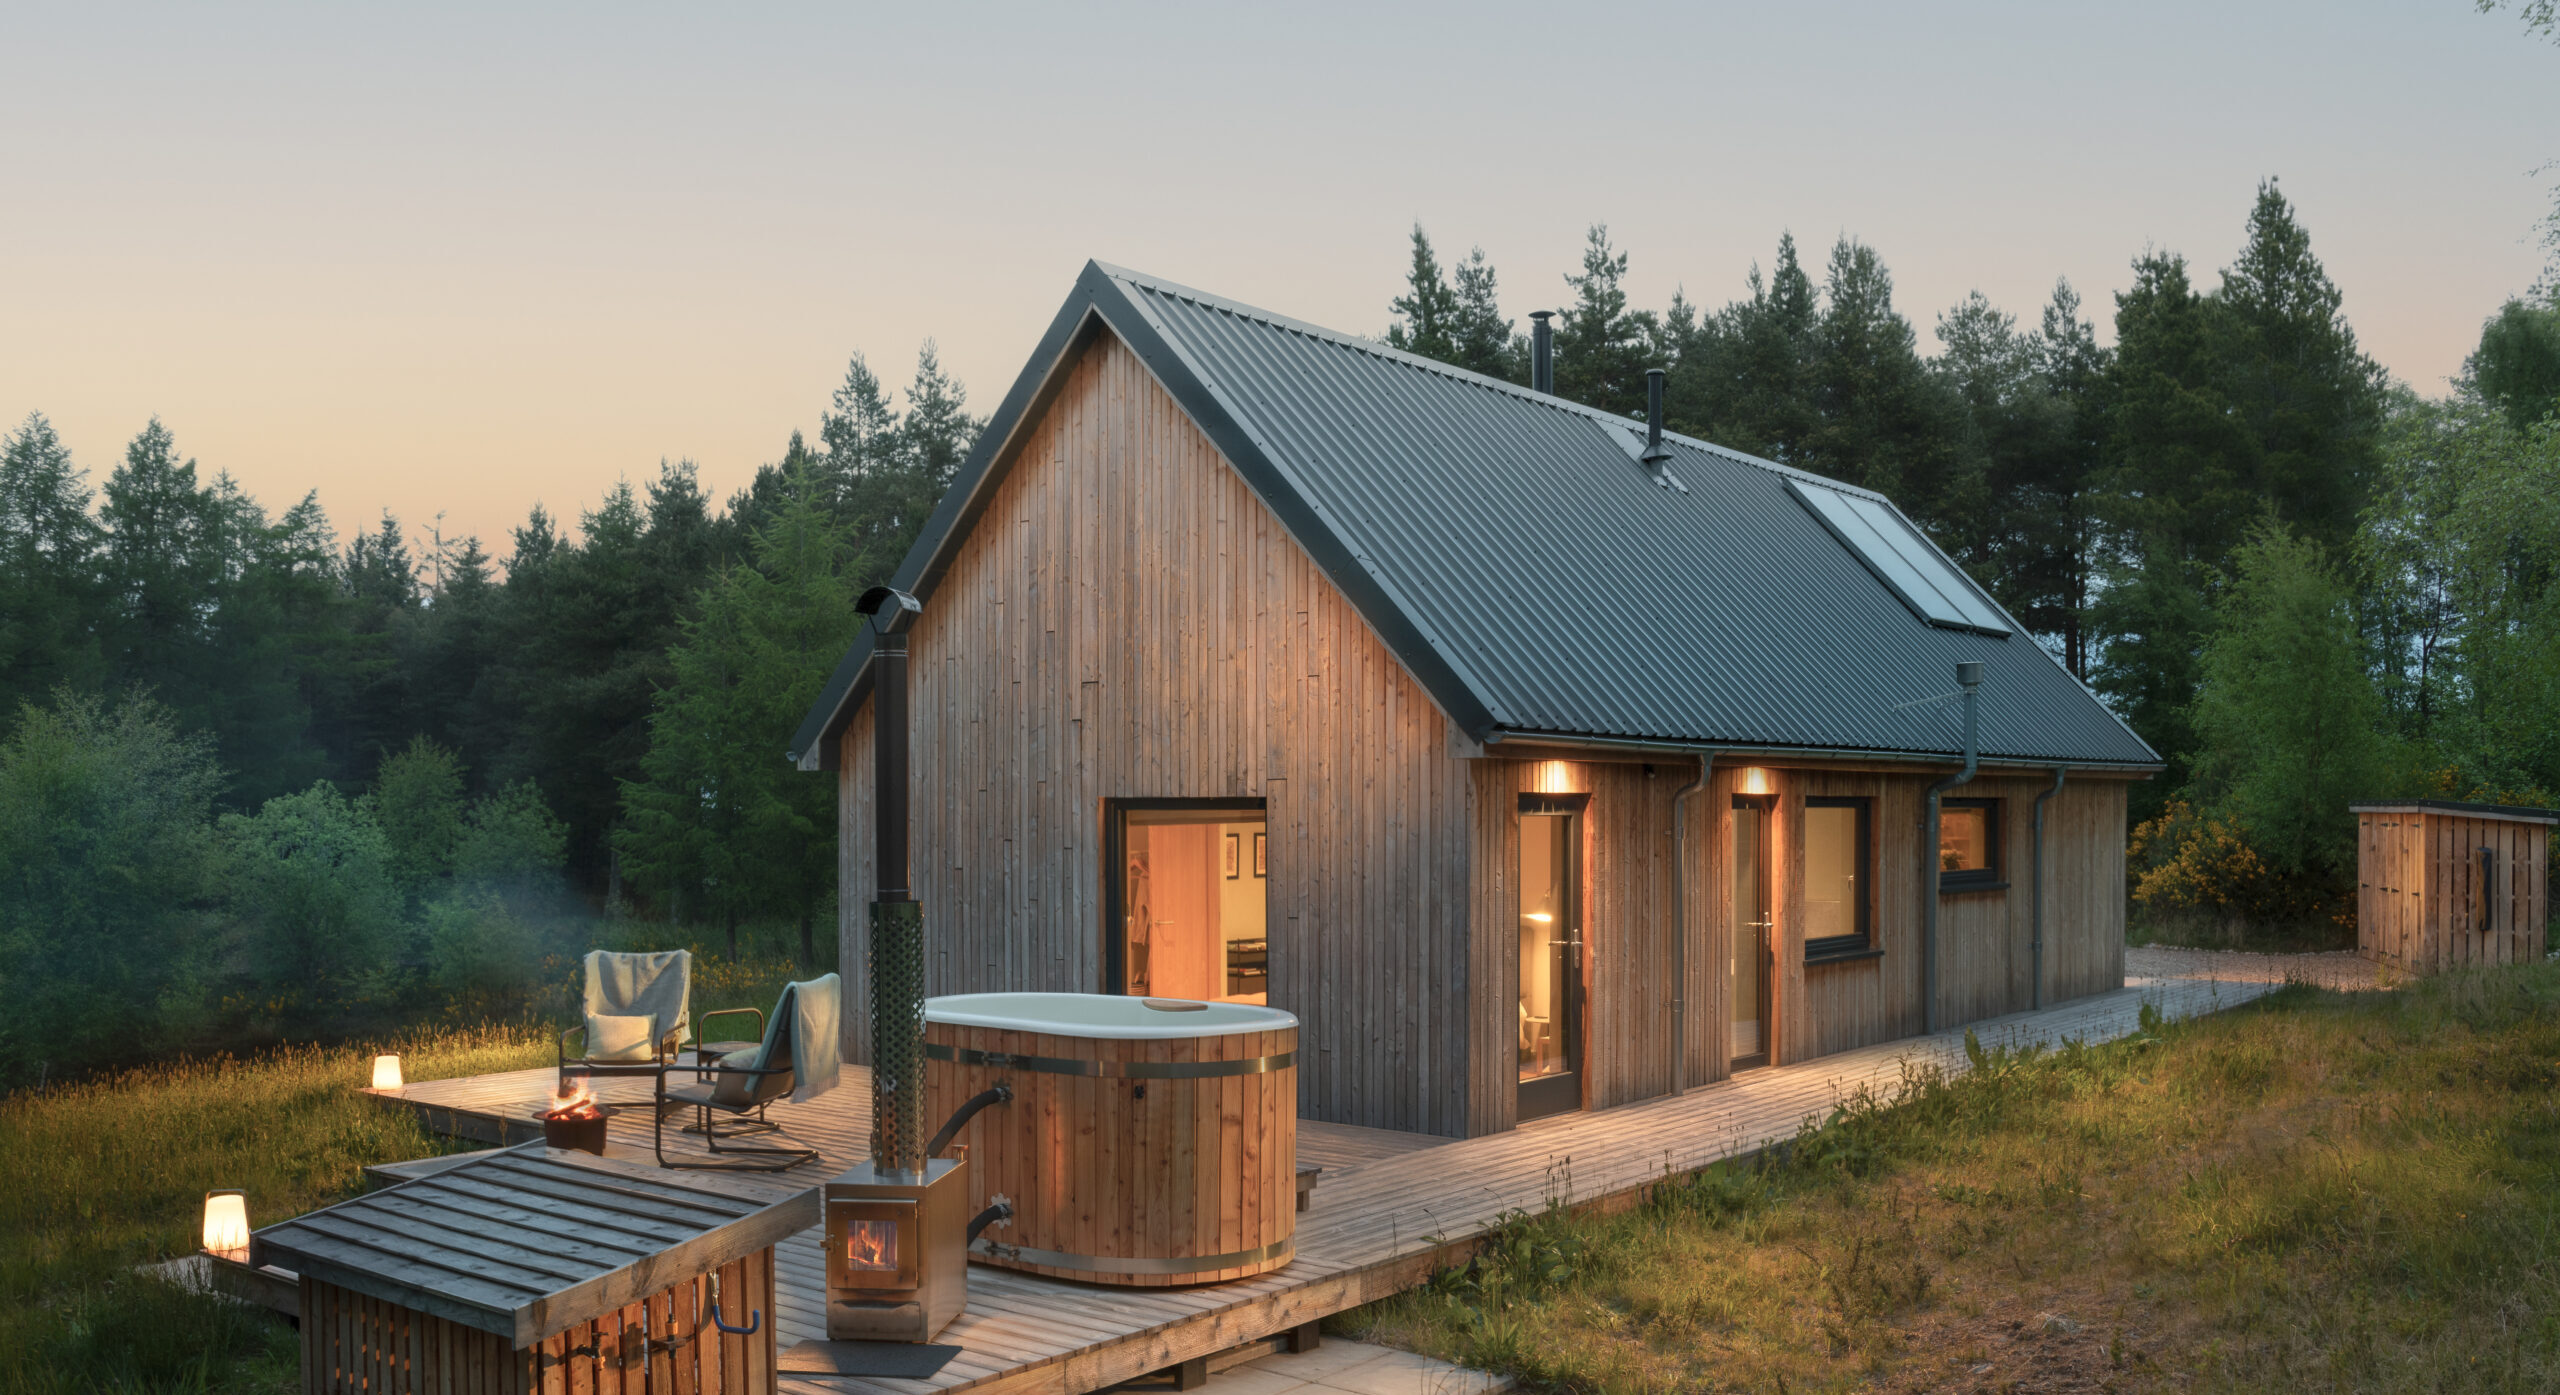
left=844, top=1220, right=898, bottom=1271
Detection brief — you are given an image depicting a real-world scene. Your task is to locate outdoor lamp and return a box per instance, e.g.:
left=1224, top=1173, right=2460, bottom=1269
left=202, top=1189, right=249, bottom=1260
left=1737, top=767, right=1773, bottom=795
left=370, top=1054, right=403, bottom=1091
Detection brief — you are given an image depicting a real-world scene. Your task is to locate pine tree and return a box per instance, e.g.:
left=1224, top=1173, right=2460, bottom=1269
left=2094, top=252, right=2255, bottom=805
left=1803, top=237, right=1974, bottom=527
left=1384, top=225, right=1461, bottom=362
left=1695, top=234, right=1820, bottom=463
left=620, top=482, right=863, bottom=964
left=2213, top=178, right=2386, bottom=551
left=0, top=413, right=103, bottom=707
left=1447, top=246, right=1521, bottom=382
left=1554, top=225, right=1652, bottom=415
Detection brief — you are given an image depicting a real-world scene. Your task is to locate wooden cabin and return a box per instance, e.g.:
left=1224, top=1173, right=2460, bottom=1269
left=2354, top=800, right=2553, bottom=974
left=789, top=263, right=2160, bottom=1139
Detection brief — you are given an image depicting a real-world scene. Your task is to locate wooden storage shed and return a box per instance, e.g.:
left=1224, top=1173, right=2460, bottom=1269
left=250, top=1143, right=808, bottom=1395
left=2355, top=800, right=2555, bottom=974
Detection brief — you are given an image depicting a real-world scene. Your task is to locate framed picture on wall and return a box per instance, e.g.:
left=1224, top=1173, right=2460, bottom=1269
left=1223, top=833, right=1241, bottom=879
left=1253, top=832, right=1266, bottom=877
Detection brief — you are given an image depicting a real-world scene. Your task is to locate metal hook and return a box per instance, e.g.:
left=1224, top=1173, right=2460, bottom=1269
left=708, top=1302, right=762, bottom=1337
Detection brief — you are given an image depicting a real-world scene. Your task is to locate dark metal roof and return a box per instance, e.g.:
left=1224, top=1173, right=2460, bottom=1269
left=2349, top=800, right=2560, bottom=824
left=791, top=263, right=2159, bottom=772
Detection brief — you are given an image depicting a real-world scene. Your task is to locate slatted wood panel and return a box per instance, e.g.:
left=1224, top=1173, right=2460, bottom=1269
left=256, top=1144, right=808, bottom=1354
left=299, top=1253, right=775, bottom=1395
left=923, top=1022, right=1296, bottom=1286
left=378, top=974, right=2272, bottom=1395
left=2361, top=807, right=2549, bottom=973
left=834, top=332, right=1477, bottom=1138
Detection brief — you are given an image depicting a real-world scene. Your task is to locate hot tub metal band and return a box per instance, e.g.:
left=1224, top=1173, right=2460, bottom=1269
left=923, top=1043, right=1294, bottom=1079
left=972, top=1235, right=1292, bottom=1277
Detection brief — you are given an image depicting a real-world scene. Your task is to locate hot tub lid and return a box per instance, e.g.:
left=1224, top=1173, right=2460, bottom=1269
left=924, top=992, right=1298, bottom=1040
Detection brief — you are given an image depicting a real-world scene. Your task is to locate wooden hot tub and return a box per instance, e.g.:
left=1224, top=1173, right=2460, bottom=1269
left=923, top=992, right=1297, bottom=1286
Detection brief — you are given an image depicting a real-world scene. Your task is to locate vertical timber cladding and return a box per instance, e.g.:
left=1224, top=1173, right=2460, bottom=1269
left=834, top=331, right=1479, bottom=1137
left=1467, top=757, right=1702, bottom=1133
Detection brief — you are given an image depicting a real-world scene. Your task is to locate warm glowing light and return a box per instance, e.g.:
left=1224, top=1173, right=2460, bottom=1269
left=1523, top=912, right=1554, bottom=923
left=1536, top=760, right=1572, bottom=794
left=202, top=1190, right=249, bottom=1259
left=844, top=1220, right=898, bottom=1271
left=546, top=1075, right=602, bottom=1121
left=1736, top=767, right=1773, bottom=795
left=370, top=1054, right=403, bottom=1090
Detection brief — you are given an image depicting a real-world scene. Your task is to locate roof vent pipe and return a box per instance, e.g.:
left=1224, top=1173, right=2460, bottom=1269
left=1920, top=660, right=1983, bottom=1036
left=1642, top=368, right=1671, bottom=465
left=1529, top=311, right=1554, bottom=395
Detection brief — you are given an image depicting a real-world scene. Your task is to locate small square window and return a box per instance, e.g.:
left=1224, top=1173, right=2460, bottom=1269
left=1938, top=798, right=2002, bottom=890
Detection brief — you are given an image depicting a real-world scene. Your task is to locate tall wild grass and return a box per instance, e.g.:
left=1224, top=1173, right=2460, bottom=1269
left=1348, top=963, right=2560, bottom=1393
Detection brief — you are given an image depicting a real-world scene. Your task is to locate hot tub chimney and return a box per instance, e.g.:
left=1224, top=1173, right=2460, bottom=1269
left=830, top=584, right=977, bottom=1344
left=1530, top=310, right=1554, bottom=394
left=856, top=585, right=926, bottom=1175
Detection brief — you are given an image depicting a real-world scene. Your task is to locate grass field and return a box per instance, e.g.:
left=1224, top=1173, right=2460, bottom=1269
left=1344, top=963, right=2560, bottom=1393
left=0, top=944, right=809, bottom=1395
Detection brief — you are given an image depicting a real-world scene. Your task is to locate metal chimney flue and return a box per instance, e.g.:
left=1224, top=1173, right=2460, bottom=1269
left=855, top=585, right=926, bottom=1177
left=1529, top=311, right=1554, bottom=395
left=1642, top=367, right=1671, bottom=465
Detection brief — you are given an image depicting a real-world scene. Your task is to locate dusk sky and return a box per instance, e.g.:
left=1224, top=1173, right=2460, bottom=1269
left=6, top=2, right=2555, bottom=558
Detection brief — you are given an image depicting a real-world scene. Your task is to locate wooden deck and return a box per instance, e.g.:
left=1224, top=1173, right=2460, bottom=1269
left=364, top=975, right=2274, bottom=1394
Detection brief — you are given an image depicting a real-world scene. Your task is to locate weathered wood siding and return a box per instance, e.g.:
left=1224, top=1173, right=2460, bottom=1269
left=1466, top=760, right=2131, bottom=1118
left=2358, top=809, right=2549, bottom=973
left=836, top=331, right=1480, bottom=1137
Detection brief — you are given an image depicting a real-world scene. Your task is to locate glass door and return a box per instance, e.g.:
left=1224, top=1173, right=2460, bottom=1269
left=1517, top=804, right=1582, bottom=1120
left=1730, top=797, right=1773, bottom=1069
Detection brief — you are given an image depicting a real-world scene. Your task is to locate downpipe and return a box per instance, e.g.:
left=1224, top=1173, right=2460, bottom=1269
left=1668, top=748, right=1720, bottom=1094
left=2030, top=768, right=2066, bottom=1011
left=1920, top=663, right=1984, bottom=1036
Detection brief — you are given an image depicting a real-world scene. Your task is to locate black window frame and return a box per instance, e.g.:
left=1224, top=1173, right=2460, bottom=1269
left=1101, top=797, right=1268, bottom=994
left=1936, top=796, right=2005, bottom=892
left=1802, top=795, right=1875, bottom=963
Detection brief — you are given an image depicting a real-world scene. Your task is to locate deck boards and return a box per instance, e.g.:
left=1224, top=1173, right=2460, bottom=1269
left=367, top=975, right=2273, bottom=1394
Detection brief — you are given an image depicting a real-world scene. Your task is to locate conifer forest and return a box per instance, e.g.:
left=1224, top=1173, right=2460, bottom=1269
left=5, top=180, right=2559, bottom=1087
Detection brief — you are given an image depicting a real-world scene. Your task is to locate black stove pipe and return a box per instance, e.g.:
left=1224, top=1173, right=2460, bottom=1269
left=857, top=586, right=927, bottom=1176
left=1530, top=311, right=1554, bottom=394
left=1642, top=368, right=1671, bottom=465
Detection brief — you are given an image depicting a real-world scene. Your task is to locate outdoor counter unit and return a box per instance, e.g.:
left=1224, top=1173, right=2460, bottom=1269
left=2355, top=800, right=2556, bottom=974
left=250, top=1143, right=810, bottom=1395
left=923, top=992, right=1299, bottom=1286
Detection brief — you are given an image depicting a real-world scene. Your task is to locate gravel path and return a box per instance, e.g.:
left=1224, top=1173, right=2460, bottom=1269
left=2127, top=944, right=2389, bottom=991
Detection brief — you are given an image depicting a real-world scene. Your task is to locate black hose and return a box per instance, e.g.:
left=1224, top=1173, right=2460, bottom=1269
left=966, top=1198, right=1015, bottom=1244
left=926, top=1083, right=1012, bottom=1157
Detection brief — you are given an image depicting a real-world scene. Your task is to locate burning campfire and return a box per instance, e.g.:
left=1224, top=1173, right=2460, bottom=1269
left=546, top=1075, right=603, bottom=1122
left=543, top=1072, right=607, bottom=1154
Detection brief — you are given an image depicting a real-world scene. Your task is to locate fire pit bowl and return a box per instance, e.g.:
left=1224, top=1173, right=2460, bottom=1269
left=923, top=992, right=1297, bottom=1287
left=540, top=1076, right=609, bottom=1154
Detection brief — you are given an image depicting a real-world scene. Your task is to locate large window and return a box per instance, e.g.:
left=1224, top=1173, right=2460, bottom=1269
left=1937, top=797, right=2002, bottom=890
left=1105, top=801, right=1269, bottom=1002
left=1804, top=797, right=1872, bottom=959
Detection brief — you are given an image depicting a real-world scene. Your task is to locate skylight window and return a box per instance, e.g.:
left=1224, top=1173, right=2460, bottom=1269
left=1787, top=480, right=2010, bottom=636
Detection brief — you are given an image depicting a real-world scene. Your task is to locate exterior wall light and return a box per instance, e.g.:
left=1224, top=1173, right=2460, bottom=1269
left=1736, top=767, right=1774, bottom=795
